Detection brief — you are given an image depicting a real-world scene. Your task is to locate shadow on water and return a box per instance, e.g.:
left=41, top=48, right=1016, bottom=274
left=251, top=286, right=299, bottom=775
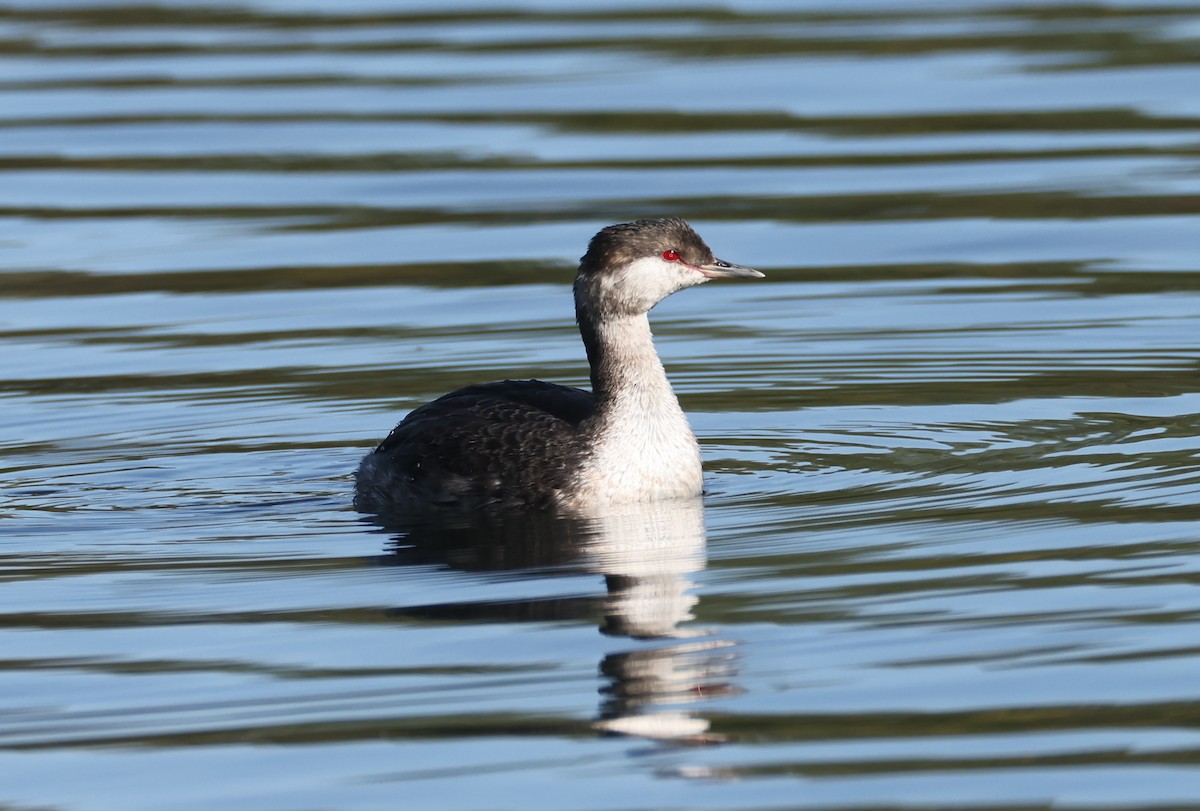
left=365, top=499, right=737, bottom=745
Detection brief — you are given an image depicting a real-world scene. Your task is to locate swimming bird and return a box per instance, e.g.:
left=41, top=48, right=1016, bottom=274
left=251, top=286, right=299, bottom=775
left=354, top=218, right=763, bottom=513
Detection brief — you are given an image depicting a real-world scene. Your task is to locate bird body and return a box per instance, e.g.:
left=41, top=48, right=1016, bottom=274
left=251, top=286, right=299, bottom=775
left=354, top=218, right=762, bottom=514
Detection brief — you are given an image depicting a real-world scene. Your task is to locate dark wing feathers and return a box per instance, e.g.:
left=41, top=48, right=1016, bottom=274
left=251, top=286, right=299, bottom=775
left=362, top=380, right=595, bottom=510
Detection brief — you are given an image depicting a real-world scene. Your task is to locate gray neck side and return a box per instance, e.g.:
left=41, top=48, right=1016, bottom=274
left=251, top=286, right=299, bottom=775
left=579, top=310, right=678, bottom=416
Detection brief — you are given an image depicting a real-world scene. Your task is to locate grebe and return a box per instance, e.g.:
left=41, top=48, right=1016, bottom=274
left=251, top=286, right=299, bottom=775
left=354, top=218, right=763, bottom=512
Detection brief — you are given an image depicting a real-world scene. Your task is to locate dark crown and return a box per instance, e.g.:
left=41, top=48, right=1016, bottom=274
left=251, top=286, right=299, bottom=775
left=578, top=218, right=714, bottom=275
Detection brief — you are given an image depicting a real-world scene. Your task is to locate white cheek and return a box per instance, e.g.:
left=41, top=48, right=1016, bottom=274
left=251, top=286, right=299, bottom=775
left=618, top=255, right=705, bottom=306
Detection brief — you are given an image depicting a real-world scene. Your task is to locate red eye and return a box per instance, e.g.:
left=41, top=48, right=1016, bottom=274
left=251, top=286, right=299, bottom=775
left=662, top=249, right=680, bottom=262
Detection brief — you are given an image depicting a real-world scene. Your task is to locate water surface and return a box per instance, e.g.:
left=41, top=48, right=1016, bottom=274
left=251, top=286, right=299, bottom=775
left=3, top=2, right=1200, bottom=809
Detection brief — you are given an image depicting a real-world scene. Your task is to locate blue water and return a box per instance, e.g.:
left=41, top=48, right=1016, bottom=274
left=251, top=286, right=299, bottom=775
left=3, top=2, right=1200, bottom=809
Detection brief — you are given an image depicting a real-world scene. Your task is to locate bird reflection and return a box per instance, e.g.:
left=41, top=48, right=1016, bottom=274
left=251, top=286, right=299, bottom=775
left=366, top=498, right=737, bottom=744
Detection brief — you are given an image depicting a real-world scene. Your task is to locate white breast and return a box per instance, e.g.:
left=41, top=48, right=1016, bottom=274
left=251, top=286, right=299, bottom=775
left=570, top=384, right=703, bottom=506
left=564, top=313, right=705, bottom=506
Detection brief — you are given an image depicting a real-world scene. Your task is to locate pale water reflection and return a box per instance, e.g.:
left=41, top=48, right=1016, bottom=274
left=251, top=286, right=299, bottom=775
left=556, top=501, right=736, bottom=745
left=371, top=499, right=735, bottom=745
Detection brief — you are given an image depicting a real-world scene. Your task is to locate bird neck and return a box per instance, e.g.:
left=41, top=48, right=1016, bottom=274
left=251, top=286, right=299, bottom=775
left=579, top=310, right=681, bottom=418
left=572, top=302, right=703, bottom=504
